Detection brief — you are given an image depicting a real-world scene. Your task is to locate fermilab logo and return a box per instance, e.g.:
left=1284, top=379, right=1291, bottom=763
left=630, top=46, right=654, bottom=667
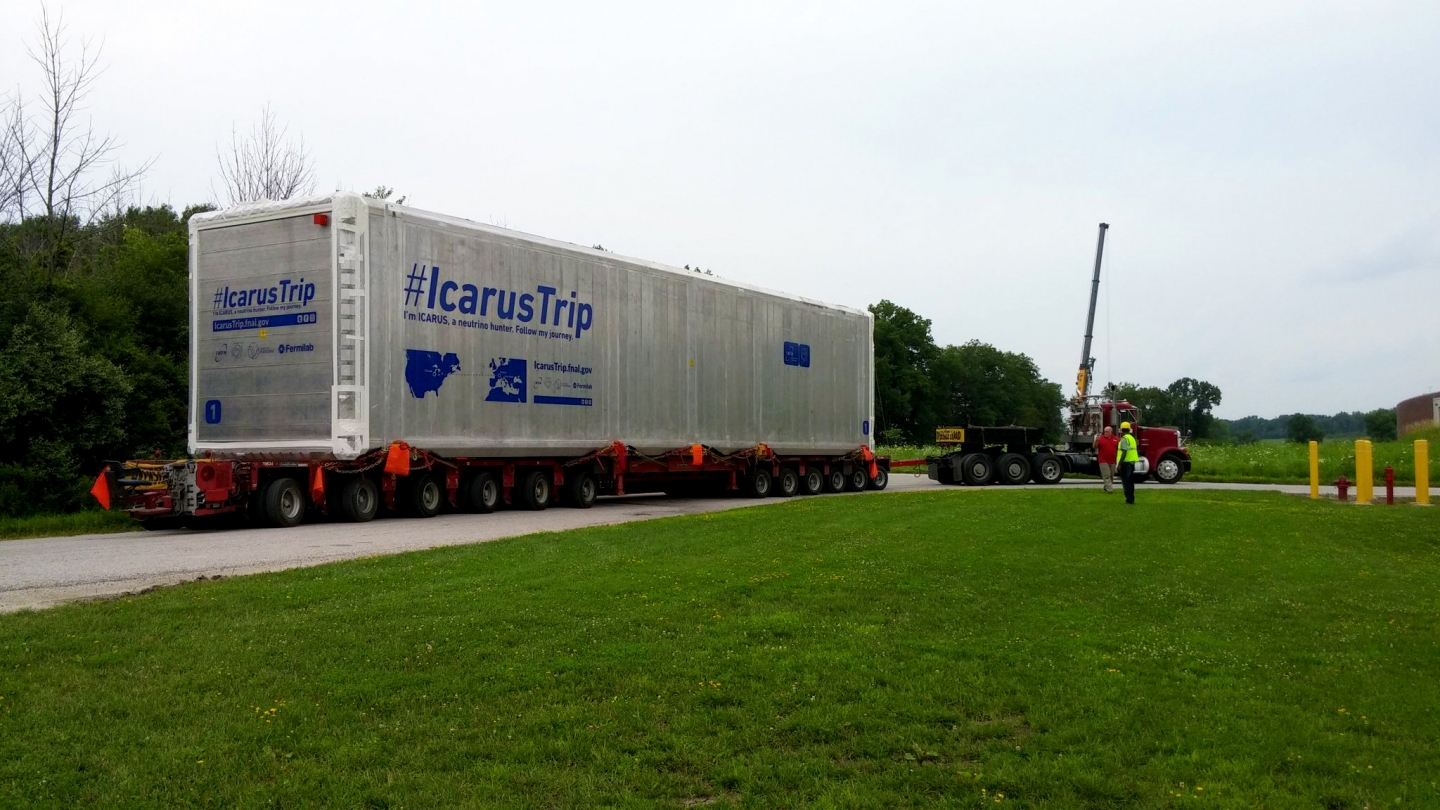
left=278, top=343, right=315, bottom=354
left=403, top=263, right=594, bottom=339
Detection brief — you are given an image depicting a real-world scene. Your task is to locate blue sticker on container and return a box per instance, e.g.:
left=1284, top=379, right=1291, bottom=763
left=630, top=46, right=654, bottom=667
left=863, top=420, right=869, bottom=436
left=204, top=399, right=222, bottom=424
left=783, top=341, right=811, bottom=368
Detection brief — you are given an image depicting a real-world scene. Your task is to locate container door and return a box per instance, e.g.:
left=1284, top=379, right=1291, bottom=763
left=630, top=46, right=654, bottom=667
left=193, top=212, right=335, bottom=453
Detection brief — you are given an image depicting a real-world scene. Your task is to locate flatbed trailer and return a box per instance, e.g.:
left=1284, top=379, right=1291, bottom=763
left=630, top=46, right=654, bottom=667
left=924, top=426, right=1069, bottom=486
left=103, top=443, right=891, bottom=528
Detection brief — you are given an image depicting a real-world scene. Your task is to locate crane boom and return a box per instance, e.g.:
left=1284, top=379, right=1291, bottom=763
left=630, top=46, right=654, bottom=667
left=1075, top=222, right=1109, bottom=401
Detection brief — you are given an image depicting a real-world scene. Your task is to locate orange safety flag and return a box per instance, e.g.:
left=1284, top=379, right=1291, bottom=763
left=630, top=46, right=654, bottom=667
left=861, top=445, right=878, bottom=479
left=384, top=441, right=411, bottom=476
left=309, top=465, right=325, bottom=504
left=90, top=468, right=112, bottom=510
left=691, top=444, right=704, bottom=467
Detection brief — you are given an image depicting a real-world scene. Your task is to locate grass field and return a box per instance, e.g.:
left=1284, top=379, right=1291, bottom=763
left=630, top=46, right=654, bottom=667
left=1188, top=428, right=1440, bottom=486
left=2, top=489, right=1437, bottom=808
left=0, top=508, right=137, bottom=541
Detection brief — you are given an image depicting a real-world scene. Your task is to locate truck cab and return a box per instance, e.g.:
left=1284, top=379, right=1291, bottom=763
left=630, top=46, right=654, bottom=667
left=1067, top=397, right=1191, bottom=484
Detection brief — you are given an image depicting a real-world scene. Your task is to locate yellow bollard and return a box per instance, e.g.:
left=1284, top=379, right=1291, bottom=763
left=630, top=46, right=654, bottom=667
left=1417, top=440, right=1430, bottom=506
left=1309, top=440, right=1320, bottom=499
left=1355, top=439, right=1373, bottom=504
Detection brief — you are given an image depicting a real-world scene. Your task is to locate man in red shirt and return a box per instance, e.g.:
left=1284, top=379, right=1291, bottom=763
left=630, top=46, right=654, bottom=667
left=1094, top=425, right=1120, bottom=494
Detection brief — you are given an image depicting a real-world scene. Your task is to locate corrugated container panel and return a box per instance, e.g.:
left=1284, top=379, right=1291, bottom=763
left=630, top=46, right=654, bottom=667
left=191, top=194, right=873, bottom=460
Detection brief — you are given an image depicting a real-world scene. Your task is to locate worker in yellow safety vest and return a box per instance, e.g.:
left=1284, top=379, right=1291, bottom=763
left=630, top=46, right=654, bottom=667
left=1118, top=421, right=1140, bottom=505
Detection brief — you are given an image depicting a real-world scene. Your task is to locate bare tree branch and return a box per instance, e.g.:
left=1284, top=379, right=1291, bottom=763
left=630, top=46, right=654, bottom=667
left=214, top=104, right=316, bottom=205
left=12, top=5, right=150, bottom=275
left=0, top=92, right=32, bottom=220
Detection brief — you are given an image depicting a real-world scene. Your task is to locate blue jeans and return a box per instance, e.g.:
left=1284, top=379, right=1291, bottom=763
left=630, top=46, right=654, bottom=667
left=1120, top=462, right=1136, bottom=504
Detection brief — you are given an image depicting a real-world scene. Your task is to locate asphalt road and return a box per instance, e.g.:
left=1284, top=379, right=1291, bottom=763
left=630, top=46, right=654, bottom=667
left=0, top=475, right=1411, bottom=613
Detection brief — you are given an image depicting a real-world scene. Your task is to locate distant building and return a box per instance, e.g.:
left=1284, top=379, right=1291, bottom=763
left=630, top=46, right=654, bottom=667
left=1397, top=391, right=1440, bottom=437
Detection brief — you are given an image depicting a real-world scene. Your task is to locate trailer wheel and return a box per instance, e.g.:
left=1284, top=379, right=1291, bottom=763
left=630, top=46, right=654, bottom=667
left=801, top=468, right=825, bottom=495
left=566, top=471, right=598, bottom=508
left=845, top=467, right=868, bottom=491
left=825, top=467, right=847, bottom=493
left=868, top=466, right=890, bottom=490
left=776, top=467, right=800, bottom=498
left=959, top=453, right=996, bottom=486
left=746, top=468, right=773, bottom=498
left=516, top=470, right=553, bottom=510
left=464, top=472, right=500, bottom=513
left=996, top=453, right=1031, bottom=486
left=1030, top=454, right=1064, bottom=485
left=403, top=473, right=443, bottom=518
left=262, top=477, right=306, bottom=528
left=1153, top=455, right=1184, bottom=485
left=339, top=476, right=379, bottom=523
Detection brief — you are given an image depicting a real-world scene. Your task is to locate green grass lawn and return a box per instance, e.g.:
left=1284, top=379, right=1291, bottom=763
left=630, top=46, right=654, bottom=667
left=1188, top=428, right=1440, bottom=486
left=0, top=508, right=137, bottom=541
left=2, top=490, right=1438, bottom=808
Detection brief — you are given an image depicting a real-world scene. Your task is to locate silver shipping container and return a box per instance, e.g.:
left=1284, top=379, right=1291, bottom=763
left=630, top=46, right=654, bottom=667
left=190, top=193, right=875, bottom=460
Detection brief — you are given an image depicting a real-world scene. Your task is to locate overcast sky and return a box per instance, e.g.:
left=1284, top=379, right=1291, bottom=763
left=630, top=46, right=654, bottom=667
left=3, top=1, right=1437, bottom=418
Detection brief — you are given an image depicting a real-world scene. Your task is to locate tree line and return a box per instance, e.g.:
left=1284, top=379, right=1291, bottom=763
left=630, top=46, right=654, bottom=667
left=1224, top=410, right=1398, bottom=444
left=870, top=301, right=1066, bottom=445
left=1, top=9, right=316, bottom=517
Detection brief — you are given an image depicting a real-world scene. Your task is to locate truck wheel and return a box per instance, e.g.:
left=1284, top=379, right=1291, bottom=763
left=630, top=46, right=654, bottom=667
left=996, top=453, right=1031, bottom=486
left=802, top=468, right=825, bottom=495
left=566, top=471, right=598, bottom=508
left=868, top=467, right=890, bottom=490
left=464, top=472, right=500, bottom=513
left=516, top=470, right=553, bottom=510
left=747, top=468, right=773, bottom=498
left=262, top=477, right=306, bottom=528
left=1154, top=455, right=1184, bottom=485
left=404, top=472, right=443, bottom=518
left=825, top=467, right=847, bottom=493
left=776, top=467, right=800, bottom=498
left=959, top=453, right=996, bottom=486
left=339, top=477, right=379, bottom=523
left=846, top=467, right=868, bottom=491
left=1030, top=454, right=1064, bottom=485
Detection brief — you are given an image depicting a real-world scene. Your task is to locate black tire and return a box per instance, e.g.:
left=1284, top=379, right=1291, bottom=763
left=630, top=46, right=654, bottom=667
left=403, top=472, right=443, bottom=518
left=846, top=467, right=868, bottom=491
left=1153, top=455, right=1184, bottom=485
left=868, top=466, right=890, bottom=490
left=996, top=453, right=1031, bottom=486
left=801, top=467, right=824, bottom=495
left=936, top=463, right=957, bottom=486
left=747, top=468, right=773, bottom=498
left=1031, top=454, right=1065, bottom=485
left=262, top=477, right=306, bottom=528
left=463, top=472, right=500, bottom=513
left=825, top=467, right=847, bottom=493
left=776, top=467, right=800, bottom=498
left=566, top=471, right=598, bottom=508
left=339, top=476, right=379, bottom=523
left=516, top=469, right=553, bottom=511
left=959, top=453, right=996, bottom=486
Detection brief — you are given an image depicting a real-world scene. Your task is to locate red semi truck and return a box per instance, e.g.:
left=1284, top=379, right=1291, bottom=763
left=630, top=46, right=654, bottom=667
left=924, top=223, right=1191, bottom=487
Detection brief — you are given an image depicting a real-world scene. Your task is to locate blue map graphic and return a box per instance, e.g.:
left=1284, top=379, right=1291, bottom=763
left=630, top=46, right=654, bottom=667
left=404, top=350, right=461, bottom=398
left=486, top=357, right=527, bottom=403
